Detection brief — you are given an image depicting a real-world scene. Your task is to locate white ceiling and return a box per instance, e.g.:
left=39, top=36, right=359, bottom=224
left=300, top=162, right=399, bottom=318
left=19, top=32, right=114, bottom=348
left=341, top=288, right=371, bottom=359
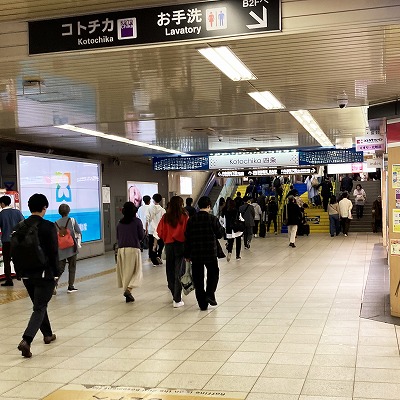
left=0, top=0, right=399, bottom=160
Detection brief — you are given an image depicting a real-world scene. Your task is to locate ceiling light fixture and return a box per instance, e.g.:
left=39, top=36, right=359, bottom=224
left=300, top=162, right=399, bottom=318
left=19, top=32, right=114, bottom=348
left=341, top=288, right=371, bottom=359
left=248, top=91, right=285, bottom=110
left=197, top=46, right=257, bottom=81
left=54, top=124, right=185, bottom=155
left=289, top=110, right=333, bottom=147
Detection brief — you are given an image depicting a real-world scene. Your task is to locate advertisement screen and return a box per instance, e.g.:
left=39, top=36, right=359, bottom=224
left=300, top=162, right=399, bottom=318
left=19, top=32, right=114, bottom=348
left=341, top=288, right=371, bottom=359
left=17, top=152, right=102, bottom=243
left=127, top=181, right=159, bottom=208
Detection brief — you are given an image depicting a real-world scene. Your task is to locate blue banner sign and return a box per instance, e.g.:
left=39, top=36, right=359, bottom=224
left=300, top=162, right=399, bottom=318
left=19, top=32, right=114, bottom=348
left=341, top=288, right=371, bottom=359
left=299, top=148, right=363, bottom=165
left=153, top=156, right=209, bottom=171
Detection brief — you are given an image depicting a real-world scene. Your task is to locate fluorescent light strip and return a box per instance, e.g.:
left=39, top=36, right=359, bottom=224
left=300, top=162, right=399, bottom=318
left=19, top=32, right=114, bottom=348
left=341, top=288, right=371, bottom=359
left=198, top=46, right=257, bottom=81
left=289, top=110, right=333, bottom=147
left=248, top=91, right=285, bottom=110
left=55, top=124, right=185, bottom=155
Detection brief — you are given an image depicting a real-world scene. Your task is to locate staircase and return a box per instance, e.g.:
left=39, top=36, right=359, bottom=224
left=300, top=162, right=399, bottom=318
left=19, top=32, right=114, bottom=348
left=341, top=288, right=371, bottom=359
left=349, top=180, right=381, bottom=232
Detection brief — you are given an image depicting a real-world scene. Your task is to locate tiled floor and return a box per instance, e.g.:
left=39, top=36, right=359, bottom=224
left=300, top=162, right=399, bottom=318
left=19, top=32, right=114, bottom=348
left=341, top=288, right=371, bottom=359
left=0, top=232, right=399, bottom=400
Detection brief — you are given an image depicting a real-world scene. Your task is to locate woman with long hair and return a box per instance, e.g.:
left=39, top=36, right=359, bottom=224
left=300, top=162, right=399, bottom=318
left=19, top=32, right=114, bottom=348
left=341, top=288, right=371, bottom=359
left=222, top=199, right=243, bottom=261
left=116, top=202, right=144, bottom=303
left=156, top=196, right=189, bottom=308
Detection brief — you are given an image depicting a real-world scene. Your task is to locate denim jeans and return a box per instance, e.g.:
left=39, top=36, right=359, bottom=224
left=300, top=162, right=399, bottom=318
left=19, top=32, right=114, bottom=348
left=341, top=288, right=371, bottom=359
left=329, top=214, right=341, bottom=236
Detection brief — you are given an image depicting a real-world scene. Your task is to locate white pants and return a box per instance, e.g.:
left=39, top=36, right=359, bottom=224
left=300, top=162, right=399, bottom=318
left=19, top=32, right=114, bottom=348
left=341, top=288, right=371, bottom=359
left=288, top=225, right=298, bottom=244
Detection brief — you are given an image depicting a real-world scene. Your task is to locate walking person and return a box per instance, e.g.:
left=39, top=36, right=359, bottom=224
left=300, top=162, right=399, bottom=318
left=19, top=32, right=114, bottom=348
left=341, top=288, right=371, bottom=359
left=146, top=194, right=166, bottom=266
left=184, top=197, right=197, bottom=217
left=221, top=199, right=243, bottom=261
left=137, top=195, right=151, bottom=251
left=55, top=204, right=81, bottom=294
left=239, top=197, right=255, bottom=249
left=327, top=195, right=341, bottom=237
left=353, top=184, right=367, bottom=219
left=340, top=174, right=353, bottom=194
left=184, top=196, right=225, bottom=310
left=11, top=194, right=59, bottom=358
left=251, top=198, right=262, bottom=238
left=339, top=192, right=353, bottom=236
left=0, top=195, right=24, bottom=286
left=116, top=202, right=144, bottom=303
left=287, top=195, right=302, bottom=248
left=156, top=196, right=189, bottom=308
left=372, top=195, right=382, bottom=233
left=320, top=177, right=333, bottom=212
left=266, top=196, right=278, bottom=235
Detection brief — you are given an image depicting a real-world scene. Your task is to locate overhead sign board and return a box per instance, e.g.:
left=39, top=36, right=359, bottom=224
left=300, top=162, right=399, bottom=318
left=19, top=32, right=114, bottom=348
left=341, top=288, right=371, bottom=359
left=216, top=166, right=316, bottom=177
left=209, top=151, right=299, bottom=170
left=356, top=135, right=385, bottom=152
left=29, top=0, right=281, bottom=55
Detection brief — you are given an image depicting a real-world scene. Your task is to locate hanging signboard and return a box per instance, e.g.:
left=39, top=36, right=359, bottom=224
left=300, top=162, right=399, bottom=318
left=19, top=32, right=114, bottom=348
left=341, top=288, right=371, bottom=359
left=209, top=151, right=299, bottom=170
left=356, top=135, right=385, bottom=152
left=28, top=0, right=281, bottom=55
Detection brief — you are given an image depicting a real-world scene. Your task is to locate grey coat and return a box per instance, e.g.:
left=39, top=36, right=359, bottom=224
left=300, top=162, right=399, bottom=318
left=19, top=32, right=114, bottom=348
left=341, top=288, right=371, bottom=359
left=239, top=203, right=255, bottom=227
left=55, top=216, right=82, bottom=260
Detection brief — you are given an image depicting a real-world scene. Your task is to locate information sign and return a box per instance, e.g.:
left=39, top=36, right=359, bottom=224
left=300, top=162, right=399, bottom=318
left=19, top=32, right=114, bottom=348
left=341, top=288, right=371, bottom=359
left=29, top=0, right=281, bottom=55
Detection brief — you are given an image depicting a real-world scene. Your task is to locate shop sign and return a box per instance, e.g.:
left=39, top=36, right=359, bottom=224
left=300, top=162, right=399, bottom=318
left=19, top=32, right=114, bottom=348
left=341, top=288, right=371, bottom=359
left=356, top=135, right=385, bottom=152
left=29, top=0, right=281, bottom=55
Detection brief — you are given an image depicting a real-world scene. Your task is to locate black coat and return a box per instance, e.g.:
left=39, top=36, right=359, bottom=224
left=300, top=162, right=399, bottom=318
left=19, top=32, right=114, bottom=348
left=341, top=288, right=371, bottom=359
left=287, top=202, right=302, bottom=226
left=184, top=211, right=225, bottom=262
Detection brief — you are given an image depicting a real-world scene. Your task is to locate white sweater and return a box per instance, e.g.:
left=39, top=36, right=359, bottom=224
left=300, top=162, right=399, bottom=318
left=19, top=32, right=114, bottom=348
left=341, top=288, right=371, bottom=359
left=338, top=198, right=353, bottom=218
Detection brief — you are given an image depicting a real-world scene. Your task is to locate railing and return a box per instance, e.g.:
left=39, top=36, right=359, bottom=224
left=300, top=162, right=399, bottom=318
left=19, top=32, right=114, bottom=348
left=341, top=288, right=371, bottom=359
left=194, top=172, right=216, bottom=208
left=212, top=178, right=237, bottom=216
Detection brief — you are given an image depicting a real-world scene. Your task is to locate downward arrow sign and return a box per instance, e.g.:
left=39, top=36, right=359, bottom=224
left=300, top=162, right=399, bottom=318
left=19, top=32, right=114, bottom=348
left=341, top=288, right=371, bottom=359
left=246, top=6, right=268, bottom=29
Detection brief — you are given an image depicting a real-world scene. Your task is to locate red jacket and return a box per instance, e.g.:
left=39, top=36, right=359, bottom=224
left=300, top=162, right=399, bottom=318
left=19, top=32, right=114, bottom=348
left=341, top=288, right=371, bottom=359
left=156, top=214, right=188, bottom=244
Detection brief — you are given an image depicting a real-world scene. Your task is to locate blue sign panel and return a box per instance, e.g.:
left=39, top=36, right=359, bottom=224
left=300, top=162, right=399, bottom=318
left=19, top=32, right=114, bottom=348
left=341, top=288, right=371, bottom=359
left=153, top=156, right=209, bottom=171
left=299, top=148, right=363, bottom=165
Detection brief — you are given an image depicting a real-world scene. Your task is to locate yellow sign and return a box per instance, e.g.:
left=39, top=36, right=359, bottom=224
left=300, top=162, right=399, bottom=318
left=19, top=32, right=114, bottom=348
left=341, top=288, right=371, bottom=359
left=43, top=385, right=246, bottom=400
left=393, top=164, right=400, bottom=189
left=394, top=209, right=400, bottom=233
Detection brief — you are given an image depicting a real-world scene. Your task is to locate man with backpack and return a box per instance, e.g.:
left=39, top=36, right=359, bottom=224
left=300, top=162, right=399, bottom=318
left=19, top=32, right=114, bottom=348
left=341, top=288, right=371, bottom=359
left=0, top=195, right=24, bottom=286
left=11, top=194, right=59, bottom=358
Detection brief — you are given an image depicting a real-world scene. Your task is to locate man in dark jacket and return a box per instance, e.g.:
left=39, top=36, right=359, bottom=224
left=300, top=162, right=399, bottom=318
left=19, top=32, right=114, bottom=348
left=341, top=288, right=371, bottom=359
left=184, top=197, right=196, bottom=217
left=0, top=195, right=24, bottom=286
left=13, top=194, right=59, bottom=358
left=184, top=196, right=225, bottom=311
left=340, top=174, right=353, bottom=194
left=320, top=177, right=333, bottom=212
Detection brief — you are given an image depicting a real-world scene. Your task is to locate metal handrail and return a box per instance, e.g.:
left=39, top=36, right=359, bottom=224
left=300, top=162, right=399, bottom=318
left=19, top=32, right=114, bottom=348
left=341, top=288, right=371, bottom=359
left=212, top=178, right=237, bottom=216
left=194, top=172, right=216, bottom=208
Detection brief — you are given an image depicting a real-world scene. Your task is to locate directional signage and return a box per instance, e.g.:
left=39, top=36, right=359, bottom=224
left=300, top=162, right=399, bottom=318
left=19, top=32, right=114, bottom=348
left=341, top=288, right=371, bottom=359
left=28, top=0, right=281, bottom=55
left=209, top=151, right=299, bottom=170
left=356, top=135, right=385, bottom=152
left=216, top=166, right=315, bottom=177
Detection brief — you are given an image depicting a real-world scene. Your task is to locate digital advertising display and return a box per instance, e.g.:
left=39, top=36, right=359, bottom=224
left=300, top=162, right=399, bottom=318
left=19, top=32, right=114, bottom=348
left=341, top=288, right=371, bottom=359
left=17, top=152, right=102, bottom=243
left=127, top=181, right=159, bottom=208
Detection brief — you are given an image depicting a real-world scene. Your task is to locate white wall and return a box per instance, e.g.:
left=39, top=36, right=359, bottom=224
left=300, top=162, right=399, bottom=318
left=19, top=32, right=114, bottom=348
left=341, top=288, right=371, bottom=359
left=167, top=171, right=210, bottom=202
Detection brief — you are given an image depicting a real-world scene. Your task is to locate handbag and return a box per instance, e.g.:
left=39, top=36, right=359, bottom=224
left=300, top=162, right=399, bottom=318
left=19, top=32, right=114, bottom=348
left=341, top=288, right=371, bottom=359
left=180, top=260, right=195, bottom=295
left=216, top=239, right=225, bottom=259
left=141, top=233, right=149, bottom=250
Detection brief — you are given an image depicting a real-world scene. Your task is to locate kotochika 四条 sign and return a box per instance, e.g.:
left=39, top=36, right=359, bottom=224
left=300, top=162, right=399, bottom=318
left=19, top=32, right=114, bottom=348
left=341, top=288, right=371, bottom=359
left=208, top=151, right=299, bottom=169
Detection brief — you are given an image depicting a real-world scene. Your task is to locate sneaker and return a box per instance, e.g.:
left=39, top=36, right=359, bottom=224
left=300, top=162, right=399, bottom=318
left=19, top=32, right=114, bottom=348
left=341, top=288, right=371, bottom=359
left=274, top=232, right=278, bottom=235
left=123, top=291, right=135, bottom=303
left=43, top=334, right=56, bottom=344
left=236, top=256, right=241, bottom=260
left=173, top=300, right=184, bottom=308
left=17, top=340, right=32, bottom=358
left=67, top=287, right=78, bottom=293
left=344, top=234, right=348, bottom=237
left=156, top=257, right=163, bottom=265
left=254, top=234, right=258, bottom=238
left=227, top=252, right=232, bottom=262
left=1, top=280, right=13, bottom=287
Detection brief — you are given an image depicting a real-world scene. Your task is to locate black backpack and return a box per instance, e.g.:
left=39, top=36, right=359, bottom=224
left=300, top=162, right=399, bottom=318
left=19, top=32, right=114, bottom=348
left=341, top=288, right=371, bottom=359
left=10, top=219, right=47, bottom=276
left=273, top=177, right=281, bottom=188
